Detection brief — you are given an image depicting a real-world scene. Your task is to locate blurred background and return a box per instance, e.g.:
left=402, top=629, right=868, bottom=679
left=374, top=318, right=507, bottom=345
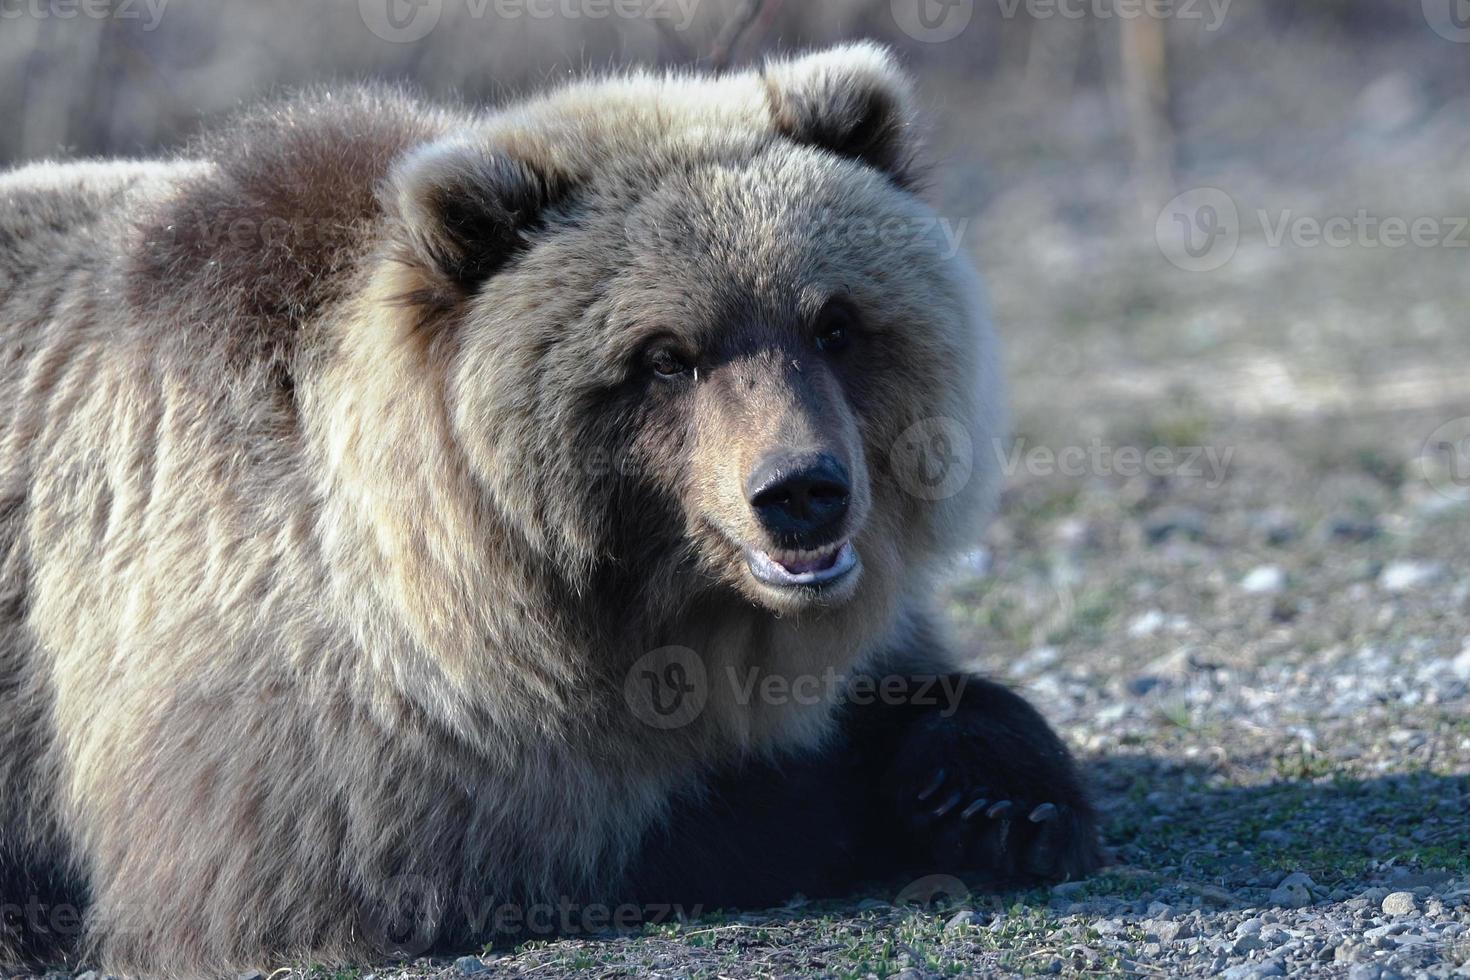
left=4, top=1, right=1470, bottom=953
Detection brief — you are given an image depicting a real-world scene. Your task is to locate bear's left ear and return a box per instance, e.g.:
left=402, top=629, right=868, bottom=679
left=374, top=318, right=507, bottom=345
left=387, top=136, right=564, bottom=294
left=762, top=42, right=921, bottom=188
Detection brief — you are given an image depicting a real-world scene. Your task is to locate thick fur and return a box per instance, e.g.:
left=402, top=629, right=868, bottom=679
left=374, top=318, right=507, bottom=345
left=0, top=45, right=1099, bottom=977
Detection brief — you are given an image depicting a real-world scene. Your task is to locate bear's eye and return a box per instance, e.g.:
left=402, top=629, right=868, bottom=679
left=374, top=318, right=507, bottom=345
left=815, top=301, right=859, bottom=354
left=646, top=344, right=693, bottom=380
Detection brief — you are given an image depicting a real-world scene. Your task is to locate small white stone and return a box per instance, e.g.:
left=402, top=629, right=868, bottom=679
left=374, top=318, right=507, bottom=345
left=957, top=547, right=991, bottom=577
left=1379, top=561, right=1442, bottom=593
left=1235, top=916, right=1265, bottom=937
left=1241, top=565, right=1286, bottom=594
left=1450, top=644, right=1470, bottom=681
left=1269, top=872, right=1315, bottom=909
left=945, top=910, right=980, bottom=932
left=1129, top=609, right=1166, bottom=637
left=1009, top=646, right=1060, bottom=679
left=1382, top=891, right=1419, bottom=917
left=1153, top=919, right=1195, bottom=943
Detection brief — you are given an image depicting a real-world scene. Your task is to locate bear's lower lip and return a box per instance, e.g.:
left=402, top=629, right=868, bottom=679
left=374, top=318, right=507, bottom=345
left=745, top=541, right=858, bottom=589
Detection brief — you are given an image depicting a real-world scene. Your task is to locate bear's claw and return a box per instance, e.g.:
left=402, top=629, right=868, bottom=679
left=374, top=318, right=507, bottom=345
left=984, top=799, right=1014, bottom=819
left=881, top=707, right=1103, bottom=886
left=959, top=797, right=990, bottom=820
left=916, top=769, right=948, bottom=802
left=931, top=789, right=966, bottom=818
left=1029, top=803, right=1059, bottom=823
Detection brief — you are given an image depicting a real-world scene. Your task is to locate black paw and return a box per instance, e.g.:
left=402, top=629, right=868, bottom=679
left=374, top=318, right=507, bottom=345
left=881, top=689, right=1104, bottom=884
left=899, top=764, right=1097, bottom=882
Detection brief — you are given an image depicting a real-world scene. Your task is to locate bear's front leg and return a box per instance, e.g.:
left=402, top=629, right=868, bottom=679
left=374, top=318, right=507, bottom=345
left=845, top=640, right=1104, bottom=885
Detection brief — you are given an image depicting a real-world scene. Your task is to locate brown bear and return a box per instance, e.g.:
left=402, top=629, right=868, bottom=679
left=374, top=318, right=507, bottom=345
left=0, top=43, right=1100, bottom=978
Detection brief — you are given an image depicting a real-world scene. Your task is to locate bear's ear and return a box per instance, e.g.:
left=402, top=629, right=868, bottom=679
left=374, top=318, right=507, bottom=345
left=762, top=42, right=921, bottom=188
left=387, top=136, right=563, bottom=293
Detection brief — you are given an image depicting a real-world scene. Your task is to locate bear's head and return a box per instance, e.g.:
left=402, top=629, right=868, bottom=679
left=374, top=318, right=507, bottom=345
left=377, top=43, right=1005, bottom=626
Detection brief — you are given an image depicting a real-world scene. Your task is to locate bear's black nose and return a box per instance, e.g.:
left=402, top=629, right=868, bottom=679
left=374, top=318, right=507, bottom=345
left=746, top=452, right=851, bottom=546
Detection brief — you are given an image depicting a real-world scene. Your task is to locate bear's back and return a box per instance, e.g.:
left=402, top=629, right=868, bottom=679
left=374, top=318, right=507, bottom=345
left=0, top=159, right=192, bottom=226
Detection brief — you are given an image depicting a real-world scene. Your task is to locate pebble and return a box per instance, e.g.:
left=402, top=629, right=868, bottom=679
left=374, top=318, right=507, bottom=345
left=945, top=910, right=981, bottom=932
left=1269, top=872, right=1317, bottom=909
left=1381, top=891, right=1419, bottom=917
left=1450, top=645, right=1470, bottom=681
left=1327, top=516, right=1381, bottom=542
left=1145, top=507, right=1208, bottom=544
left=1347, top=965, right=1404, bottom=980
left=1234, top=917, right=1265, bottom=937
left=455, top=956, right=489, bottom=976
left=1379, top=561, right=1442, bottom=593
left=1241, top=565, right=1287, bottom=594
left=1222, top=962, right=1285, bottom=980
left=1128, top=609, right=1167, bottom=637
left=957, top=547, right=991, bottom=576
left=1009, top=646, right=1060, bottom=678
left=1253, top=509, right=1300, bottom=546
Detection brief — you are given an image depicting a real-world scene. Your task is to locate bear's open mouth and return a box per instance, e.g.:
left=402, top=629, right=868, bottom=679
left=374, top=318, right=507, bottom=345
left=744, top=541, right=858, bottom=589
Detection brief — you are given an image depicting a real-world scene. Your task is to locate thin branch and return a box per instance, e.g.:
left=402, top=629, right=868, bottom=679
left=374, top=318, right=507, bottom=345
left=708, top=0, right=781, bottom=72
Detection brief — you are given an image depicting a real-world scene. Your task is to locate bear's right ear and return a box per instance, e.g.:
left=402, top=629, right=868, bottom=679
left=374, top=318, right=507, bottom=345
left=387, top=137, right=563, bottom=294
left=762, top=42, right=921, bottom=188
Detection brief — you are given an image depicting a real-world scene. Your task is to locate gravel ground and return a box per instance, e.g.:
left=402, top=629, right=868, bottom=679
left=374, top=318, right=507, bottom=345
left=10, top=13, right=1470, bottom=980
